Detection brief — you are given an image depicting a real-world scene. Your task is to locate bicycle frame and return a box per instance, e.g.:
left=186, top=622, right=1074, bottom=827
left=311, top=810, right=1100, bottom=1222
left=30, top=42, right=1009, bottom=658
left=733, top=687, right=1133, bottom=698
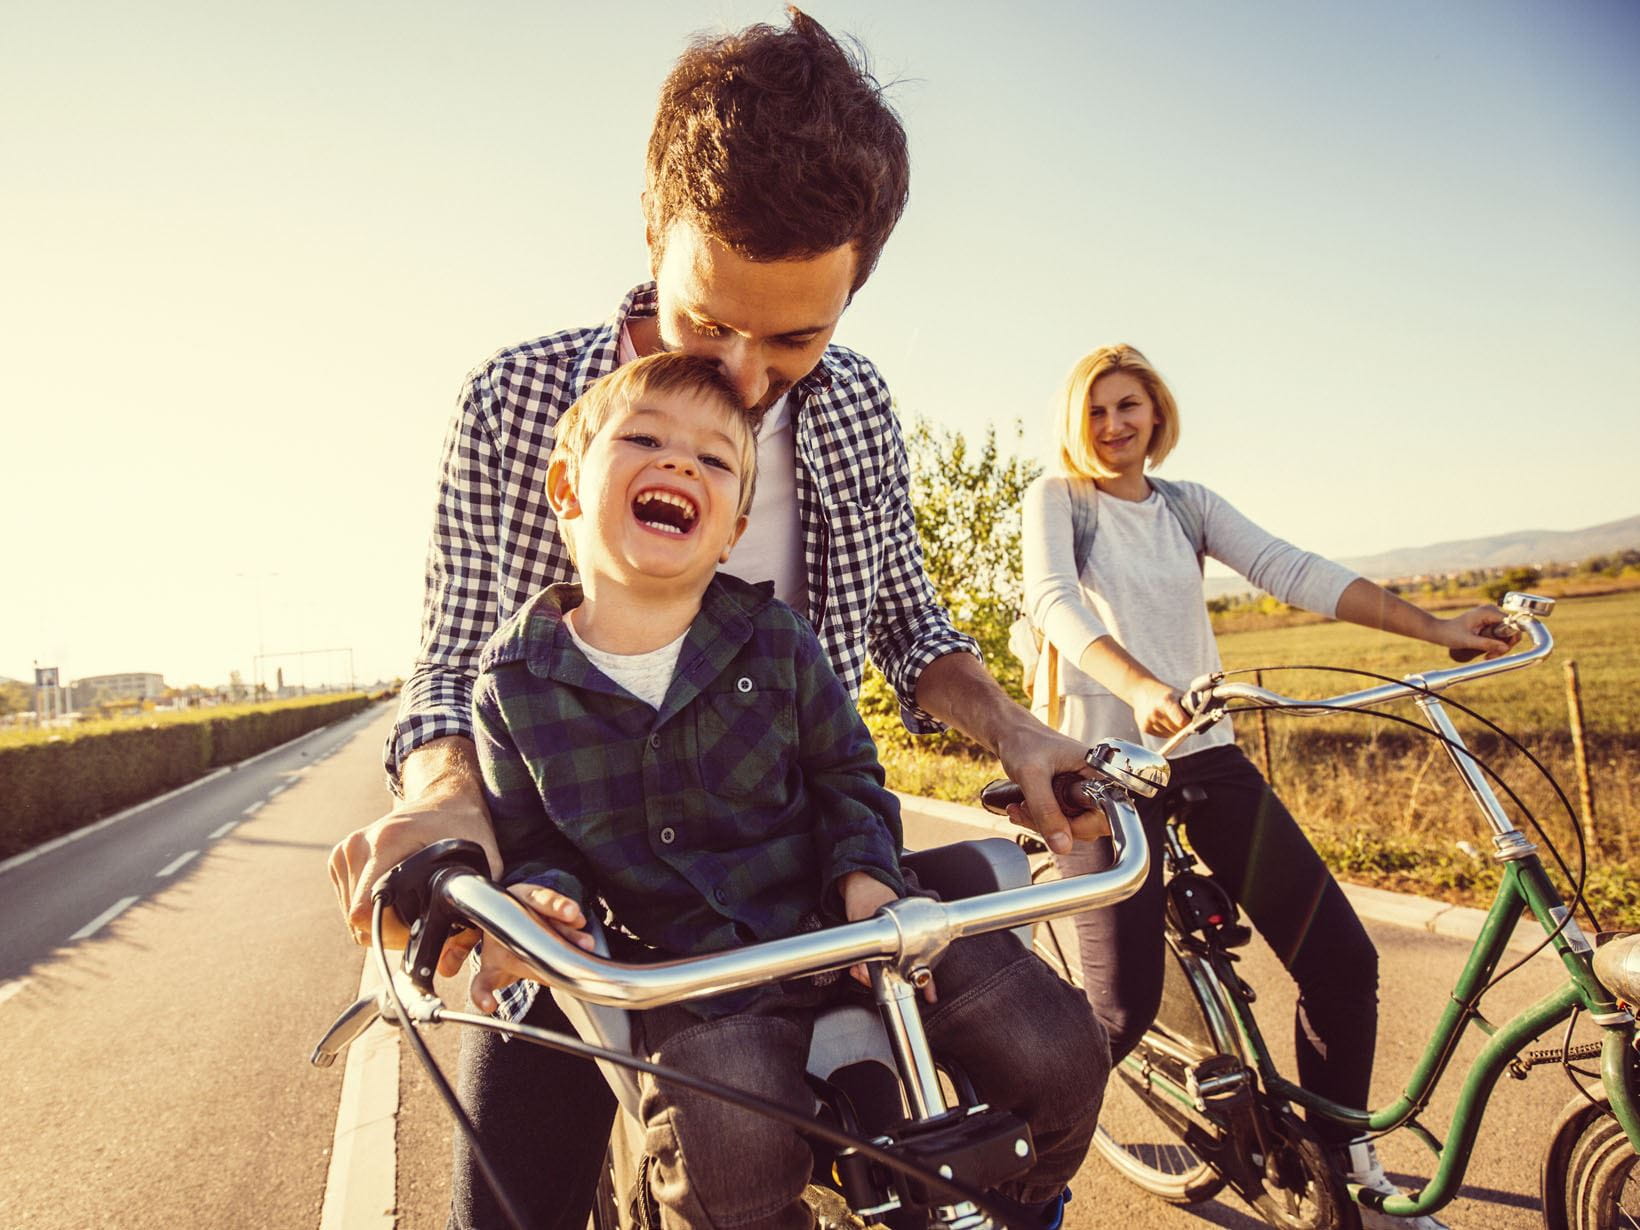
left=1142, top=596, right=1640, bottom=1219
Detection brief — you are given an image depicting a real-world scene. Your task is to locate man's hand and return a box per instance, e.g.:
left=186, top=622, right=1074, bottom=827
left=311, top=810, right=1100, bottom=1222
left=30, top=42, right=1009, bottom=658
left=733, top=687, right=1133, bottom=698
left=327, top=737, right=499, bottom=968
left=839, top=871, right=933, bottom=1000
left=992, top=721, right=1111, bottom=856
left=467, top=883, right=594, bottom=1014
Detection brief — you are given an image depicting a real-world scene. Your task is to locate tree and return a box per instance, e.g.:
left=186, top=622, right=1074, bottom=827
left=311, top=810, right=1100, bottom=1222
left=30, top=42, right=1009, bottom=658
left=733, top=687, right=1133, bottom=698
left=0, top=679, right=32, bottom=717
left=1484, top=565, right=1542, bottom=604
left=858, top=414, right=1041, bottom=746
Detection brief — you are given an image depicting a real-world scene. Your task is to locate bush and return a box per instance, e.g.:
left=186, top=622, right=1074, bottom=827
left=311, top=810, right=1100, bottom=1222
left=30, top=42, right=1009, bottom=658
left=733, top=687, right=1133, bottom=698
left=0, top=694, right=375, bottom=861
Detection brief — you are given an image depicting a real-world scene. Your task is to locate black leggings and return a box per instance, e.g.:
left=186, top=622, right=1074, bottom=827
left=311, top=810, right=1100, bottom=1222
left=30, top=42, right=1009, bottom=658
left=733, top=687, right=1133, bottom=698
left=1058, top=744, right=1378, bottom=1143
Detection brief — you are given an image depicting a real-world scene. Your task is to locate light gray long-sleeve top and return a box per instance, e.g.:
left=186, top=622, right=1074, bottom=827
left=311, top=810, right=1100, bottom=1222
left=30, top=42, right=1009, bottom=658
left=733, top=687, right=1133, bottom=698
left=1021, top=474, right=1359, bottom=756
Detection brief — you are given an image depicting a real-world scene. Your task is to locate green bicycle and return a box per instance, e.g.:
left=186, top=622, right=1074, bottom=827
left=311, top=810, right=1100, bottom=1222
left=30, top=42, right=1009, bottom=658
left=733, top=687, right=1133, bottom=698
left=1031, top=592, right=1639, bottom=1228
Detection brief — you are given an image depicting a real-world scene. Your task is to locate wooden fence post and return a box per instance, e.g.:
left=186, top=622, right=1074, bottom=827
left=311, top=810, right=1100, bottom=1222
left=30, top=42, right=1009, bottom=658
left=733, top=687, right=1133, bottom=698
left=1254, top=669, right=1274, bottom=787
left=1564, top=660, right=1597, bottom=851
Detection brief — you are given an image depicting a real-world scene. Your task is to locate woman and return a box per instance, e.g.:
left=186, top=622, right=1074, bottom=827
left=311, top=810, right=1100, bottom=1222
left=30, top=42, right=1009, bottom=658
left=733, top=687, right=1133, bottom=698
left=1021, top=344, right=1511, bottom=1230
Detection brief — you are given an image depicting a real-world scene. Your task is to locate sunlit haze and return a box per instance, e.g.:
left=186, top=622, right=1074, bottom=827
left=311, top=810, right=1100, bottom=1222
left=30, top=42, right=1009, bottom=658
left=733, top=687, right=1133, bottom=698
left=5, top=0, right=1636, bottom=690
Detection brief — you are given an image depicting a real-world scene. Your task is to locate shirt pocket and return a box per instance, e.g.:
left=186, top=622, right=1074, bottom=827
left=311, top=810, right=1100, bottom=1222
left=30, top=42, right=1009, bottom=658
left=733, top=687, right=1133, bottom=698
left=693, top=678, right=798, bottom=805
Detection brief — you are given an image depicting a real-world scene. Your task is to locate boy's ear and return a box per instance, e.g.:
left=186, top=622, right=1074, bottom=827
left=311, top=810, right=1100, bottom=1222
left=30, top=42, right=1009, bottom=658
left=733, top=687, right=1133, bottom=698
left=546, top=456, right=581, bottom=520
left=719, top=513, right=750, bottom=564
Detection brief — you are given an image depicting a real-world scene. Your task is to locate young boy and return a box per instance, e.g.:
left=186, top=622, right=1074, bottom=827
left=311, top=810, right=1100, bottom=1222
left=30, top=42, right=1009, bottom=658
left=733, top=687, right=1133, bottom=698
left=471, top=352, right=1103, bottom=1229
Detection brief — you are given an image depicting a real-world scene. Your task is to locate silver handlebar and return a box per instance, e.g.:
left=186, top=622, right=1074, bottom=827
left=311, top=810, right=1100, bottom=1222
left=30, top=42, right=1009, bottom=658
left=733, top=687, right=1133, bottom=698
left=312, top=738, right=1161, bottom=1066
left=1158, top=591, right=1555, bottom=757
left=440, top=772, right=1151, bottom=1012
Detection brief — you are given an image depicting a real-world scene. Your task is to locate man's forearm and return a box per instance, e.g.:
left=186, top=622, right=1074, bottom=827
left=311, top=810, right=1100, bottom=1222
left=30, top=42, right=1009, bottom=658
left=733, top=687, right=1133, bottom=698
left=912, top=651, right=1037, bottom=756
left=401, top=735, right=486, bottom=804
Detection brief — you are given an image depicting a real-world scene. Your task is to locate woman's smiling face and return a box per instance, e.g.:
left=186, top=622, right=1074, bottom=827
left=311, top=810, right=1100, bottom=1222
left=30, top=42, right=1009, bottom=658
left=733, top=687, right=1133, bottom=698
left=1086, top=370, right=1160, bottom=477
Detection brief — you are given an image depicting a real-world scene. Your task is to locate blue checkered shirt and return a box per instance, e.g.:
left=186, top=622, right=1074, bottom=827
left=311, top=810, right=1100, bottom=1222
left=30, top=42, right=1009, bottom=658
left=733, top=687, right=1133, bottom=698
left=386, top=282, right=980, bottom=789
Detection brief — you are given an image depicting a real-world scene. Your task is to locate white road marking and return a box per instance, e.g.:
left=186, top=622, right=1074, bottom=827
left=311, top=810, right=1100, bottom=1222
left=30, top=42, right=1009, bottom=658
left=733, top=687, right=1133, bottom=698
left=210, top=820, right=240, bottom=839
left=70, top=896, right=140, bottom=940
left=0, top=979, right=30, bottom=1009
left=320, top=955, right=399, bottom=1230
left=242, top=801, right=264, bottom=817
left=156, top=850, right=200, bottom=878
left=267, top=781, right=290, bottom=798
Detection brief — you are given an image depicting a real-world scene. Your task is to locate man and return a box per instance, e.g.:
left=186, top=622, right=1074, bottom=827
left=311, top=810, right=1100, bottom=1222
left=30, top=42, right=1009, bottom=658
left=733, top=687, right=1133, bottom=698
left=328, top=11, right=1105, bottom=1227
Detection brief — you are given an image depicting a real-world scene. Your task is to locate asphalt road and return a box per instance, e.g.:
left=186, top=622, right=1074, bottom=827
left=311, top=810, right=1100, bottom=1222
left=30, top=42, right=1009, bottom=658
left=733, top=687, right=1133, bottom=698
left=0, top=703, right=394, bottom=1230
left=0, top=707, right=1607, bottom=1228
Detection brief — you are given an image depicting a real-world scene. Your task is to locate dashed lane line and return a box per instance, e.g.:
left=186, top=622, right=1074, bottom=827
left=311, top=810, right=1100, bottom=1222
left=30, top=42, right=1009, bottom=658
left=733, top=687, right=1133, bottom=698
left=69, top=896, right=140, bottom=941
left=210, top=820, right=240, bottom=839
left=156, top=850, right=200, bottom=878
left=242, top=801, right=265, bottom=818
left=268, top=781, right=291, bottom=798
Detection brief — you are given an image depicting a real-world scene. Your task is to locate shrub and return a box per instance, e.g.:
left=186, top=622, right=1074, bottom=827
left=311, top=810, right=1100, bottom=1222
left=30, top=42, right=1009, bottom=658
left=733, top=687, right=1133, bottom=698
left=0, top=694, right=375, bottom=861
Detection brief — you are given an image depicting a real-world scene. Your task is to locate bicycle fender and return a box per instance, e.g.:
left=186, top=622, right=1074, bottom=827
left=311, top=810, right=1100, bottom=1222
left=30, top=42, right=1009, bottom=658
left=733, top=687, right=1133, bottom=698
left=1593, top=932, right=1640, bottom=1008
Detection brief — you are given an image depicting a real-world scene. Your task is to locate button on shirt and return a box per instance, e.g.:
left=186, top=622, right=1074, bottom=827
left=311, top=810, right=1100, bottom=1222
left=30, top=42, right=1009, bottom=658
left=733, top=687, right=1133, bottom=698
left=474, top=574, right=906, bottom=1018
left=386, top=283, right=980, bottom=790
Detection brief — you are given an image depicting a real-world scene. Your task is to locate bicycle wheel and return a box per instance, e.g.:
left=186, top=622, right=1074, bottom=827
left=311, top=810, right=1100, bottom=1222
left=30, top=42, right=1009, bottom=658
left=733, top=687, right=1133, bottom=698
left=1564, top=1113, right=1640, bottom=1230
left=1030, top=873, right=1228, bottom=1204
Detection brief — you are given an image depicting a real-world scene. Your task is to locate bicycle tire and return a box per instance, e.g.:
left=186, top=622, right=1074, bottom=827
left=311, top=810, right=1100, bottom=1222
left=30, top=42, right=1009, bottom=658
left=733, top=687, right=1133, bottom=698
left=1031, top=876, right=1229, bottom=1204
left=1563, top=1113, right=1639, bottom=1230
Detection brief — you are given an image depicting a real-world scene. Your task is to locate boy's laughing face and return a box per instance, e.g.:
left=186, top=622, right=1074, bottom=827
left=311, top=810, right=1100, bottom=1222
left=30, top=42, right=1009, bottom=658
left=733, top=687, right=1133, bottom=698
left=548, top=389, right=751, bottom=592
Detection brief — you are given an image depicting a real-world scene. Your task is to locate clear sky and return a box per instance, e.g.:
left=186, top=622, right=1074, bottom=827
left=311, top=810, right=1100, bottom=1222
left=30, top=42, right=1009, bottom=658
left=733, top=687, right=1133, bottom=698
left=5, top=0, right=1637, bottom=689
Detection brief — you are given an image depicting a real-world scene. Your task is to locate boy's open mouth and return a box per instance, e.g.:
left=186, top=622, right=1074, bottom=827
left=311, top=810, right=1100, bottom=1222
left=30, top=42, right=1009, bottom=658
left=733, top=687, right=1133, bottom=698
left=632, top=487, right=699, bottom=536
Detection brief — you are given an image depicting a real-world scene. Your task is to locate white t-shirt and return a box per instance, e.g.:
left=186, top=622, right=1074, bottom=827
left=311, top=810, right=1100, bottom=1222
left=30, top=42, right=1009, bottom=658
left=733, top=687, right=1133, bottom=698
left=1022, top=476, right=1358, bottom=756
left=564, top=612, right=686, bottom=710
left=617, top=325, right=807, bottom=616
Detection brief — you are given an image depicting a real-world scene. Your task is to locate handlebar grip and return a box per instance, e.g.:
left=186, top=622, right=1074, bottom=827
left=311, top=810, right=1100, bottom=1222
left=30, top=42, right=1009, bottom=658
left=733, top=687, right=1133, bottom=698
left=1447, top=647, right=1484, bottom=663
left=980, top=772, right=1093, bottom=817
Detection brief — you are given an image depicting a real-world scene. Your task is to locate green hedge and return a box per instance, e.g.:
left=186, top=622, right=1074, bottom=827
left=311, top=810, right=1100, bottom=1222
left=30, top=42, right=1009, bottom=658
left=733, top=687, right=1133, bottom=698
left=0, top=694, right=375, bottom=862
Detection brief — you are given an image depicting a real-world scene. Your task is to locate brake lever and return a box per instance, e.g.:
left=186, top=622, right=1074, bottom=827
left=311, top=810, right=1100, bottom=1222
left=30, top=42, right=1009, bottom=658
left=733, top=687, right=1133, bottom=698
left=373, top=838, right=492, bottom=994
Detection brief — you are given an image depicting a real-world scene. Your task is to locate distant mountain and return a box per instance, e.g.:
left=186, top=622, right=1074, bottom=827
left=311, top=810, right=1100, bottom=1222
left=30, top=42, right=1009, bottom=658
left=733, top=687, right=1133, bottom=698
left=1205, top=513, right=1640, bottom=597
left=1336, top=514, right=1640, bottom=581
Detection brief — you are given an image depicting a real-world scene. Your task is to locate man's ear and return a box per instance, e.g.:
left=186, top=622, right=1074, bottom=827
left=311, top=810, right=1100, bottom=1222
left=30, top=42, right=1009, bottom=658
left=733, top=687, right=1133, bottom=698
left=719, top=513, right=750, bottom=564
left=546, top=456, right=581, bottom=520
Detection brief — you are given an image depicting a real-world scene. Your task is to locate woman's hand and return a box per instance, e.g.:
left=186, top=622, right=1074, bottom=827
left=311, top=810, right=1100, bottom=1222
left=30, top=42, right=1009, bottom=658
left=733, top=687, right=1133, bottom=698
left=466, top=883, right=594, bottom=1014
left=1128, top=677, right=1189, bottom=737
left=838, top=872, right=935, bottom=1001
left=1434, top=603, right=1519, bottom=660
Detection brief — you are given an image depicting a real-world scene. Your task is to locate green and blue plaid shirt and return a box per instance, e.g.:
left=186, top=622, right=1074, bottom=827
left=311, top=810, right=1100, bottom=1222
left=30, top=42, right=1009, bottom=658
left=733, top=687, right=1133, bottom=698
left=474, top=574, right=905, bottom=1016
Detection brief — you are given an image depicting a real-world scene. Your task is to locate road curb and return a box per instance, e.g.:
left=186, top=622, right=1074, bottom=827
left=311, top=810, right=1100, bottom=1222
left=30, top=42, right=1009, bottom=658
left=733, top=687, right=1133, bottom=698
left=893, top=792, right=1554, bottom=959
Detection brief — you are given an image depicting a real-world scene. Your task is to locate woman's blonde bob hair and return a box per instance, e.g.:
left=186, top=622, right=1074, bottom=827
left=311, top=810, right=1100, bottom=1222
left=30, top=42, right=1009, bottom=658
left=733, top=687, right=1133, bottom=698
left=1055, top=344, right=1181, bottom=480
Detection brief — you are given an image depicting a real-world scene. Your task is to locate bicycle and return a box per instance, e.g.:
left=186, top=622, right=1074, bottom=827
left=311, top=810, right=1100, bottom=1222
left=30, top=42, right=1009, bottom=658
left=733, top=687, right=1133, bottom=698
left=312, top=737, right=1166, bottom=1230
left=1026, top=592, right=1639, bottom=1229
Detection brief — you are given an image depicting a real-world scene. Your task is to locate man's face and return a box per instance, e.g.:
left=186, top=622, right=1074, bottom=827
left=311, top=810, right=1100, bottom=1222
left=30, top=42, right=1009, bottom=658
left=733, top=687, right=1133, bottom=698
left=647, top=221, right=856, bottom=412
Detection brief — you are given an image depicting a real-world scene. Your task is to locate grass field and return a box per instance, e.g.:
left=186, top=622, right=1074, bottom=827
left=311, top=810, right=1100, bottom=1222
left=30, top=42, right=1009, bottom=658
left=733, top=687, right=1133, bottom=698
left=874, top=588, right=1640, bottom=928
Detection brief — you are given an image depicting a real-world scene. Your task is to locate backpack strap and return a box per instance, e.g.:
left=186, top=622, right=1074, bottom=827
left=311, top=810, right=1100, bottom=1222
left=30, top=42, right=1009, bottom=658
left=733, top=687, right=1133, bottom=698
left=1148, top=476, right=1206, bottom=575
left=1066, top=476, right=1099, bottom=574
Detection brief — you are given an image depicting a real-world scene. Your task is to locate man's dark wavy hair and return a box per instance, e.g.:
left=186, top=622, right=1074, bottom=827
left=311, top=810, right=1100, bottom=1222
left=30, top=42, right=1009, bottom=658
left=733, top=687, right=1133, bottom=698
left=645, top=6, right=910, bottom=296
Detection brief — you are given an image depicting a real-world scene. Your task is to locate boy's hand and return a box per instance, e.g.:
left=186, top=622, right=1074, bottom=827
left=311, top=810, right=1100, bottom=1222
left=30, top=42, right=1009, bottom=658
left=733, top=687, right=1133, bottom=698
left=839, top=872, right=935, bottom=1002
left=467, top=883, right=594, bottom=1015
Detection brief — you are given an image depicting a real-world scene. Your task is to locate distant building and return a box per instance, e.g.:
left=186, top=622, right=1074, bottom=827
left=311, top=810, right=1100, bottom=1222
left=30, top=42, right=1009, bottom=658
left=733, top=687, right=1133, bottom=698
left=71, top=671, right=166, bottom=710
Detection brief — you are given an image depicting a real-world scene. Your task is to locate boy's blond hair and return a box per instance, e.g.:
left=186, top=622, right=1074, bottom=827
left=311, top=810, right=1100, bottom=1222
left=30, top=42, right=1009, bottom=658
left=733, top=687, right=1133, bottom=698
left=549, top=353, right=762, bottom=562
left=1055, top=344, right=1181, bottom=480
